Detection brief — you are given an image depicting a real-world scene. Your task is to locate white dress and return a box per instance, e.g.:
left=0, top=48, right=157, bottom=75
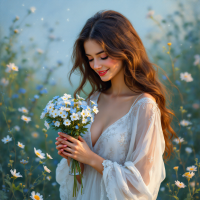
left=56, top=91, right=166, bottom=200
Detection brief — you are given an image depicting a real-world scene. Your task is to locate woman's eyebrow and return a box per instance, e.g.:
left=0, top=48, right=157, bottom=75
left=85, top=50, right=105, bottom=56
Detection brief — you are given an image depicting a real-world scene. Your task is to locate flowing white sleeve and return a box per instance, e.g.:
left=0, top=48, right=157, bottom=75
left=100, top=100, right=166, bottom=200
left=56, top=158, right=81, bottom=200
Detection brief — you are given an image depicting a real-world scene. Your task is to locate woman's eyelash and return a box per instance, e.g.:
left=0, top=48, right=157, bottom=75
left=88, top=56, right=108, bottom=62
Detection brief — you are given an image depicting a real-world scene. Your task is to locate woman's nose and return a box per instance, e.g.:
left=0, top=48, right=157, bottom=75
left=93, top=59, right=102, bottom=69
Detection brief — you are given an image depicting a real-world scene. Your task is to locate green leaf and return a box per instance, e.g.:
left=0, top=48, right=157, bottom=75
left=8, top=107, right=16, bottom=112
left=194, top=188, right=200, bottom=194
left=4, top=179, right=11, bottom=188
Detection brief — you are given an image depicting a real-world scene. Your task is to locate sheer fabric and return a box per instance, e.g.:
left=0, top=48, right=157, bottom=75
left=56, top=91, right=166, bottom=200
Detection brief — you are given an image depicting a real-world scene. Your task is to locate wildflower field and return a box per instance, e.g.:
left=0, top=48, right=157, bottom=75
left=0, top=1, right=200, bottom=200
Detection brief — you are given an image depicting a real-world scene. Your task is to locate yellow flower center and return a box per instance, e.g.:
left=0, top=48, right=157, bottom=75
left=19, top=144, right=22, bottom=147
left=34, top=195, right=40, bottom=200
left=6, top=139, right=9, bottom=141
left=36, top=152, right=41, bottom=156
left=33, top=133, right=38, bottom=138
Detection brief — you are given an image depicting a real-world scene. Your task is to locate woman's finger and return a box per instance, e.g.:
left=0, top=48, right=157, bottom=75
left=56, top=144, right=67, bottom=150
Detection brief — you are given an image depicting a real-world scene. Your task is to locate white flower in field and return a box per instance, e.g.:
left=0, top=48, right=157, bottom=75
left=1, top=78, right=9, bottom=86
left=186, top=165, right=197, bottom=172
left=52, top=110, right=59, bottom=118
left=63, top=93, right=71, bottom=99
left=10, top=169, right=22, bottom=178
left=60, top=106, right=70, bottom=112
left=46, top=103, right=54, bottom=111
left=31, top=132, right=39, bottom=138
left=82, top=117, right=87, bottom=124
left=58, top=109, right=64, bottom=117
left=18, top=142, right=25, bottom=149
left=70, top=113, right=79, bottom=121
left=190, top=181, right=195, bottom=187
left=18, top=107, right=28, bottom=114
left=173, top=137, right=184, bottom=144
left=40, top=112, right=45, bottom=119
left=46, top=153, right=53, bottom=159
left=185, top=147, right=192, bottom=154
left=63, top=100, right=71, bottom=105
left=34, top=147, right=45, bottom=159
left=61, top=111, right=67, bottom=119
left=6, top=63, right=18, bottom=72
left=175, top=180, right=186, bottom=188
left=29, top=7, right=36, bottom=13
left=43, top=165, right=51, bottom=173
left=180, top=119, right=192, bottom=126
left=193, top=54, right=200, bottom=66
left=47, top=100, right=53, bottom=105
left=21, top=115, right=31, bottom=123
left=37, top=48, right=43, bottom=54
left=81, top=110, right=87, bottom=118
left=44, top=121, right=50, bottom=130
left=20, top=159, right=28, bottom=165
left=87, top=106, right=91, bottom=112
left=86, top=110, right=92, bottom=117
left=146, top=10, right=155, bottom=18
left=54, top=121, right=60, bottom=127
left=14, top=126, right=20, bottom=131
left=187, top=113, right=192, bottom=118
left=61, top=96, right=69, bottom=101
left=2, top=135, right=12, bottom=144
left=46, top=176, right=51, bottom=181
left=63, top=119, right=71, bottom=126
left=182, top=171, right=195, bottom=179
left=30, top=191, right=43, bottom=200
left=180, top=72, right=193, bottom=82
left=93, top=106, right=99, bottom=114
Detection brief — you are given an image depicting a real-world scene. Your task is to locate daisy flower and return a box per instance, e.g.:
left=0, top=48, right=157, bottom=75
left=54, top=121, right=60, bottom=127
left=30, top=191, right=43, bottom=200
left=2, top=135, right=12, bottom=144
left=81, top=110, right=87, bottom=118
left=46, top=104, right=54, bottom=111
left=46, top=153, right=53, bottom=159
left=180, top=119, right=192, bottom=126
left=63, top=119, right=71, bottom=126
left=21, top=115, right=31, bottom=123
left=180, top=72, right=193, bottom=82
left=0, top=78, right=9, bottom=86
left=20, top=159, right=28, bottom=165
left=43, top=165, right=51, bottom=173
left=175, top=180, right=186, bottom=188
left=18, top=107, right=28, bottom=114
left=58, top=110, right=64, bottom=117
left=86, top=110, right=92, bottom=117
left=61, top=96, right=69, bottom=101
left=34, top=147, right=45, bottom=159
left=61, top=111, right=68, bottom=118
left=82, top=117, right=87, bottom=124
left=10, top=169, right=22, bottom=178
left=93, top=106, right=99, bottom=114
left=44, top=121, right=50, bottom=130
left=52, top=110, right=59, bottom=118
left=63, top=93, right=71, bottom=98
left=18, top=142, right=25, bottom=149
left=70, top=113, right=79, bottom=121
left=182, top=171, right=195, bottom=179
left=186, top=165, right=197, bottom=172
left=29, top=7, right=36, bottom=13
left=46, top=176, right=51, bottom=181
left=173, top=137, right=184, bottom=144
left=173, top=166, right=179, bottom=170
left=31, top=132, right=39, bottom=138
left=6, top=63, right=18, bottom=72
left=14, top=126, right=20, bottom=131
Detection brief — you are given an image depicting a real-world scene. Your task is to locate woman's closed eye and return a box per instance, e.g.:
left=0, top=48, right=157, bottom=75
left=88, top=56, right=108, bottom=62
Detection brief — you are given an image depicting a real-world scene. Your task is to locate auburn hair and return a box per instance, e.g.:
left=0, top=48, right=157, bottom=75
left=68, top=9, right=181, bottom=163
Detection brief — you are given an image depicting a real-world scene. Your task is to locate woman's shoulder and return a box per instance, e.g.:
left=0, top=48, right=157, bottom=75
left=140, top=93, right=156, bottom=103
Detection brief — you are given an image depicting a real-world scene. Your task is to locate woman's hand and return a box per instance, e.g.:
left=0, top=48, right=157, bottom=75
left=56, top=132, right=93, bottom=166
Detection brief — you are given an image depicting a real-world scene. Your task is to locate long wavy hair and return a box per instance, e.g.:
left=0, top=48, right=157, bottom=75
left=68, top=10, right=181, bottom=163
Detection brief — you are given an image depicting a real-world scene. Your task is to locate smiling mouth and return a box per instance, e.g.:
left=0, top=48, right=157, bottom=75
left=98, top=69, right=109, bottom=75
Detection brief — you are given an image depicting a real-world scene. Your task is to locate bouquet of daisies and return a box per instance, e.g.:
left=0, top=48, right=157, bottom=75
left=40, top=93, right=98, bottom=197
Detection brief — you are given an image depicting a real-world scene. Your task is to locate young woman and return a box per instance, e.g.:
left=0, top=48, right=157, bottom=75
left=55, top=10, right=178, bottom=200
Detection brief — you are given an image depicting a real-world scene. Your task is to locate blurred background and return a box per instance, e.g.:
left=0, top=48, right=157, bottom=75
left=0, top=0, right=200, bottom=199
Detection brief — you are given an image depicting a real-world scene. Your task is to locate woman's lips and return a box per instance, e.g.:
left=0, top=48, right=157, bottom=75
left=98, top=69, right=109, bottom=76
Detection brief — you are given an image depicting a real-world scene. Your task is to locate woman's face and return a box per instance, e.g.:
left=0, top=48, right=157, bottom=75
left=84, top=39, right=123, bottom=82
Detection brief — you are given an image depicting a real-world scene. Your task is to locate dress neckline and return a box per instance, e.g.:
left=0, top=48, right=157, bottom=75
left=89, top=91, right=146, bottom=149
